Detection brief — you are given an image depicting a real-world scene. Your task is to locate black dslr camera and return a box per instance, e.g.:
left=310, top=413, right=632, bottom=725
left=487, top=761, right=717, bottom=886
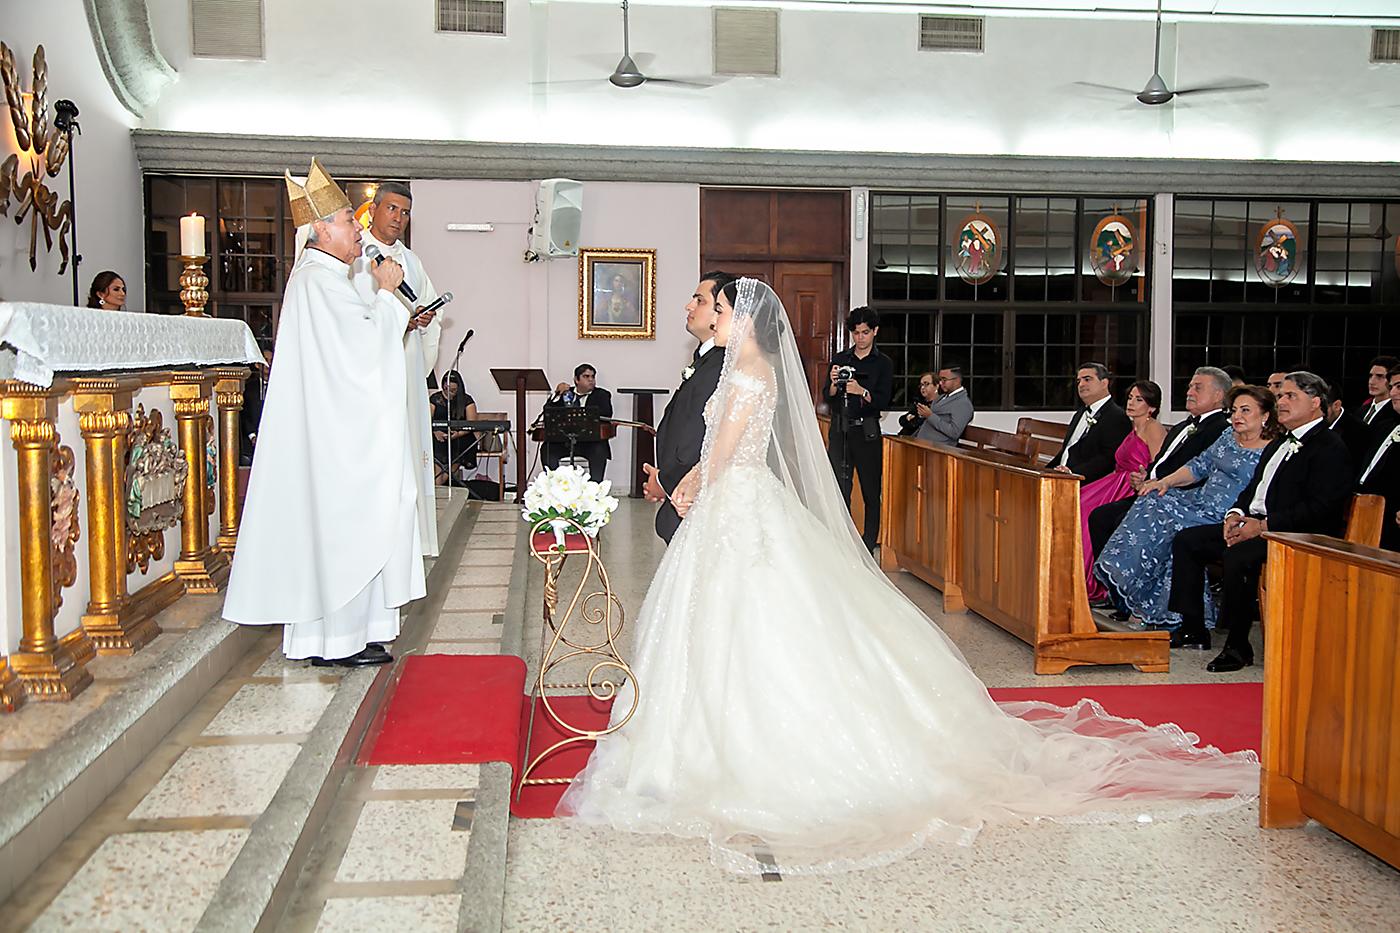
left=834, top=364, right=857, bottom=389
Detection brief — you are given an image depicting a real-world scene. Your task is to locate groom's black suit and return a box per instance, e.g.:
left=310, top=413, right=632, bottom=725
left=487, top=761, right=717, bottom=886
left=653, top=343, right=725, bottom=543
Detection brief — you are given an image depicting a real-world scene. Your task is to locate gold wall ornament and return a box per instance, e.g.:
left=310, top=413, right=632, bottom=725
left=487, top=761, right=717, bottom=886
left=49, top=442, right=80, bottom=613
left=0, top=43, right=73, bottom=273
left=179, top=255, right=210, bottom=316
left=124, top=404, right=183, bottom=574
left=516, top=516, right=637, bottom=799
left=0, top=382, right=92, bottom=701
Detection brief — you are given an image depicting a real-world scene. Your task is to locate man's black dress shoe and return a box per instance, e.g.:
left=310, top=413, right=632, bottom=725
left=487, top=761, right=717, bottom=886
left=311, top=647, right=393, bottom=668
left=365, top=643, right=389, bottom=655
left=1206, top=647, right=1253, bottom=673
left=1109, top=609, right=1131, bottom=623
left=1170, top=629, right=1211, bottom=650
left=1089, top=597, right=1115, bottom=611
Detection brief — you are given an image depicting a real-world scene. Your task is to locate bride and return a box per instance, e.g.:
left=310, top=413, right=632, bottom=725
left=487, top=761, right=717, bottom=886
left=559, top=278, right=1258, bottom=875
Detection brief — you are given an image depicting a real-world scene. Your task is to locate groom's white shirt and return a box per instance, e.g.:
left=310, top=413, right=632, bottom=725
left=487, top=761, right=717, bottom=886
left=698, top=337, right=716, bottom=357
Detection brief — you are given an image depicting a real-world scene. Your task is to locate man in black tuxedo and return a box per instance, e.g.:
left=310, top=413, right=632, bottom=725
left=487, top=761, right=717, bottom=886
left=1357, top=365, right=1400, bottom=553
left=1359, top=355, right=1400, bottom=435
left=1087, top=366, right=1232, bottom=576
left=1167, top=372, right=1354, bottom=671
left=1046, top=362, right=1132, bottom=484
left=1325, top=380, right=1381, bottom=467
left=644, top=272, right=737, bottom=543
left=542, top=363, right=612, bottom=482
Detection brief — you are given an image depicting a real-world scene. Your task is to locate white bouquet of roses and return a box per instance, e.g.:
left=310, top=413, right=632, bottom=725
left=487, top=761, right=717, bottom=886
left=521, top=465, right=620, bottom=549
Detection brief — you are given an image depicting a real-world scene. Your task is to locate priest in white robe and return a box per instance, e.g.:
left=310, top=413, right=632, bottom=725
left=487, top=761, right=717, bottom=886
left=352, top=182, right=442, bottom=558
left=223, top=158, right=425, bottom=666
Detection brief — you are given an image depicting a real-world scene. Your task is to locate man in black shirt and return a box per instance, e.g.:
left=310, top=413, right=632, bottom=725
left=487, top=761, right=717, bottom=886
left=822, top=306, right=894, bottom=552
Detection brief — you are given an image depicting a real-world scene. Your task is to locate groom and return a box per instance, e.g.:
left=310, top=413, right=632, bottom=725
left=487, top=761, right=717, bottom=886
left=643, top=271, right=738, bottom=542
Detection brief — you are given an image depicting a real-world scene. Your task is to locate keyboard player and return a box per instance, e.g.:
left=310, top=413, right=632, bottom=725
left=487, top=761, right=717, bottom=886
left=429, top=369, right=479, bottom=486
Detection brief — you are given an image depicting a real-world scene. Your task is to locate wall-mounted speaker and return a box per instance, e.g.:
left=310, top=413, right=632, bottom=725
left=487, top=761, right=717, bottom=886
left=527, top=179, right=583, bottom=260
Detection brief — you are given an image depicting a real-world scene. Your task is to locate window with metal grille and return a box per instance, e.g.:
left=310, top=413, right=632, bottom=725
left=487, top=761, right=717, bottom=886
left=437, top=0, right=506, bottom=36
left=918, top=15, right=984, bottom=53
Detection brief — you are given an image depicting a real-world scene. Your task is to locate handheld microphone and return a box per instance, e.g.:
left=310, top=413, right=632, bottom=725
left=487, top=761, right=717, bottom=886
left=456, top=327, right=474, bottom=354
left=418, top=291, right=453, bottom=318
left=363, top=244, right=418, bottom=303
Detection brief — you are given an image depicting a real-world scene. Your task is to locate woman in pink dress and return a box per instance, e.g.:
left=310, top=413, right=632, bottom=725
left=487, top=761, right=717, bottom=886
left=1081, top=380, right=1165, bottom=600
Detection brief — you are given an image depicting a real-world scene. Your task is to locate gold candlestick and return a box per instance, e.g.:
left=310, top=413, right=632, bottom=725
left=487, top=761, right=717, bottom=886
left=179, top=254, right=210, bottom=317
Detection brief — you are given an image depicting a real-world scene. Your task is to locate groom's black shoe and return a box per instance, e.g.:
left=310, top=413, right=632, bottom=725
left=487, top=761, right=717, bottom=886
left=1205, top=646, right=1252, bottom=673
left=311, top=647, right=393, bottom=668
left=1170, top=629, right=1211, bottom=650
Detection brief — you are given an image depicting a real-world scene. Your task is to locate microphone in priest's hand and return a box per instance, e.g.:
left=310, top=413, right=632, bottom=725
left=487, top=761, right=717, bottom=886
left=363, top=243, right=418, bottom=303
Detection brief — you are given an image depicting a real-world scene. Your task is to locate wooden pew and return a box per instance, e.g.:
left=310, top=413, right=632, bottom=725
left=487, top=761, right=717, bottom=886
left=1257, top=493, right=1385, bottom=623
left=1016, top=417, right=1068, bottom=466
left=957, top=425, right=1035, bottom=463
left=1259, top=532, right=1400, bottom=871
left=882, top=434, right=1168, bottom=674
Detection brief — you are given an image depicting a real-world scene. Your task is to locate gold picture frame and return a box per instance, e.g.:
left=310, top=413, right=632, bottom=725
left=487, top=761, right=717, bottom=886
left=578, top=248, right=656, bottom=339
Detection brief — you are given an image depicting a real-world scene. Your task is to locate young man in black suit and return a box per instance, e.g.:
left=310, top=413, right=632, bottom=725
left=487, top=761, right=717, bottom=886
left=1166, top=372, right=1354, bottom=670
left=1325, top=379, right=1381, bottom=467
left=1357, top=365, right=1400, bottom=553
left=1359, top=355, right=1400, bottom=434
left=1047, top=362, right=1132, bottom=484
left=643, top=272, right=738, bottom=543
left=1087, top=366, right=1233, bottom=593
left=542, top=363, right=613, bottom=482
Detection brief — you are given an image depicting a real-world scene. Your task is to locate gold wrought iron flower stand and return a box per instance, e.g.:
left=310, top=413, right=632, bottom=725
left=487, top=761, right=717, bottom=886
left=515, top=517, right=637, bottom=800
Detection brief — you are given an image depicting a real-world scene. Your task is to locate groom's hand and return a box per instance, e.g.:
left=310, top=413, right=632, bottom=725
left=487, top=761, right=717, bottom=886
left=642, top=463, right=665, bottom=503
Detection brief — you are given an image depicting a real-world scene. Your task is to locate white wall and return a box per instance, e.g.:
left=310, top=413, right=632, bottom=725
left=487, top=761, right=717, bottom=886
left=140, top=0, right=1400, bottom=162
left=0, top=0, right=144, bottom=309
left=409, top=179, right=700, bottom=493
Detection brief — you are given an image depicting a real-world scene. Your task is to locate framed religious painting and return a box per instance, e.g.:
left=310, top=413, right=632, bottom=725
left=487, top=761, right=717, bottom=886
left=578, top=248, right=656, bottom=339
left=952, top=209, right=1002, bottom=286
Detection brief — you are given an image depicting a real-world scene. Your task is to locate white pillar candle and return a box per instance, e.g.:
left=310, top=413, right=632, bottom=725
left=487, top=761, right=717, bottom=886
left=180, top=213, right=206, bottom=257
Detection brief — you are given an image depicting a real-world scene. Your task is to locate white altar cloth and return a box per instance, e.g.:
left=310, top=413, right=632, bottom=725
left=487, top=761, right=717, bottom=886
left=0, top=302, right=262, bottom=387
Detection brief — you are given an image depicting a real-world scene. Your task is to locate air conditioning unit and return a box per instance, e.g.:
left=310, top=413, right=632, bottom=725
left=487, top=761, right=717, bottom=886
left=526, top=179, right=583, bottom=260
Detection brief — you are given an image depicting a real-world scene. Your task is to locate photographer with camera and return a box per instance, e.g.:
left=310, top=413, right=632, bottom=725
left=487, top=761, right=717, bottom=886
left=822, top=306, right=893, bottom=553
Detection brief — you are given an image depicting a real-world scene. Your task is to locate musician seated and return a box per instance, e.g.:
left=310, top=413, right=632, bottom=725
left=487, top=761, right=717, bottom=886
left=542, top=363, right=612, bottom=482
left=430, top=369, right=478, bottom=486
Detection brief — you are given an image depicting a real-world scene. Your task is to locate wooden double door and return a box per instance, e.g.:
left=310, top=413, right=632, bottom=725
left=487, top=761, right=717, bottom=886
left=701, top=189, right=849, bottom=403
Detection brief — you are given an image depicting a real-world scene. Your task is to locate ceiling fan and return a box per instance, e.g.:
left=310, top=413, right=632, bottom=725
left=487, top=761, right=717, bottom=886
left=1078, top=0, right=1267, bottom=106
left=602, top=0, right=720, bottom=89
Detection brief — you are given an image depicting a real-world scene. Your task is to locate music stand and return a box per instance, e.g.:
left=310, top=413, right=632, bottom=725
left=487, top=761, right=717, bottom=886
left=491, top=368, right=551, bottom=503
left=542, top=407, right=601, bottom=472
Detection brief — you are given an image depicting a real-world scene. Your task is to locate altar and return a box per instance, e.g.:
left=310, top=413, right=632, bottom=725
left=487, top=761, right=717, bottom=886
left=0, top=302, right=262, bottom=709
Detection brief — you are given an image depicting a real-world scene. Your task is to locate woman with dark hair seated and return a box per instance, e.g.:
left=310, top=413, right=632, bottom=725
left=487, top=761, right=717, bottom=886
left=86, top=271, right=126, bottom=310
left=429, top=369, right=478, bottom=485
left=1093, top=385, right=1277, bottom=629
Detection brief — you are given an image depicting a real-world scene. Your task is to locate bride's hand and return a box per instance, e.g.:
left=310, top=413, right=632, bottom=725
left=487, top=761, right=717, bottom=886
left=672, top=469, right=700, bottom=517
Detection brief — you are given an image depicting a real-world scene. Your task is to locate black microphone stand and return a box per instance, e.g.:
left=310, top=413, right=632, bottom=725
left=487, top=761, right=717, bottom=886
left=443, top=334, right=470, bottom=499
left=53, top=100, right=81, bottom=306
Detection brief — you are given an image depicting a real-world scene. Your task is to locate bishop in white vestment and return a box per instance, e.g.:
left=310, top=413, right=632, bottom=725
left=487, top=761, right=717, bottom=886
left=223, top=159, right=425, bottom=665
left=352, top=181, right=442, bottom=558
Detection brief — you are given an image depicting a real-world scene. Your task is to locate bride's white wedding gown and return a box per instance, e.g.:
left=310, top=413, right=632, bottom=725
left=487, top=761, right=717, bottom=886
left=559, top=281, right=1258, bottom=875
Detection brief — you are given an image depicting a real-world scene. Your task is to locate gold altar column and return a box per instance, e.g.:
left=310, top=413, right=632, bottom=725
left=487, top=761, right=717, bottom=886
left=169, top=373, right=229, bottom=593
left=0, top=383, right=93, bottom=701
left=213, top=370, right=249, bottom=554
left=73, top=378, right=159, bottom=654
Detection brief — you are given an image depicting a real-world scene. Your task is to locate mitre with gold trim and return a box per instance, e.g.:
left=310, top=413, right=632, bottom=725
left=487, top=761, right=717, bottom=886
left=285, top=157, right=350, bottom=227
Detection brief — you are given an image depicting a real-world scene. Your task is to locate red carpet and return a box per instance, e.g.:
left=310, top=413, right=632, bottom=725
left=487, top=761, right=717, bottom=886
left=363, top=656, right=1263, bottom=820
left=989, top=682, right=1262, bottom=755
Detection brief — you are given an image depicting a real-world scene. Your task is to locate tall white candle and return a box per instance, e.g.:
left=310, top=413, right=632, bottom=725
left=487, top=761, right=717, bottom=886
left=180, top=213, right=206, bottom=257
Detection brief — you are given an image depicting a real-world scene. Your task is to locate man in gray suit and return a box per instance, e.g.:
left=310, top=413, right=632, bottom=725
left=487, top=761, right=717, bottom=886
left=915, top=366, right=974, bottom=447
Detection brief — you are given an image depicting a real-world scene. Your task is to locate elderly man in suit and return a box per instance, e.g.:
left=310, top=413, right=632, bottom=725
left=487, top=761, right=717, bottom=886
left=914, top=366, right=974, bottom=447
left=1166, top=371, right=1354, bottom=670
left=1086, top=366, right=1232, bottom=574
left=1046, top=362, right=1132, bottom=483
left=644, top=271, right=738, bottom=543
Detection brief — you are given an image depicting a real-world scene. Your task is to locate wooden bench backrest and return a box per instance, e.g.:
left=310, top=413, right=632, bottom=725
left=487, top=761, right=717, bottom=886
left=1345, top=493, right=1387, bottom=548
left=1016, top=417, right=1068, bottom=464
left=959, top=425, right=1034, bottom=461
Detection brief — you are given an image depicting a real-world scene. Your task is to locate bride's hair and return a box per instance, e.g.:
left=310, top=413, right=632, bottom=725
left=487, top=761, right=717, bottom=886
left=722, top=279, right=784, bottom=355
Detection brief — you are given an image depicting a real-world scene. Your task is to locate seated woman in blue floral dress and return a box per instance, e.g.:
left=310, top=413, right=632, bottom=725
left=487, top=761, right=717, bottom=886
left=1093, top=385, right=1277, bottom=630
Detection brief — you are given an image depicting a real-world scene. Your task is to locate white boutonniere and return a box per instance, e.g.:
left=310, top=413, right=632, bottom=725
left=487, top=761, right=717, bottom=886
left=681, top=364, right=696, bottom=382
left=1183, top=423, right=1198, bottom=437
left=1390, top=425, right=1400, bottom=444
left=1083, top=412, right=1098, bottom=428
left=1283, top=434, right=1303, bottom=459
